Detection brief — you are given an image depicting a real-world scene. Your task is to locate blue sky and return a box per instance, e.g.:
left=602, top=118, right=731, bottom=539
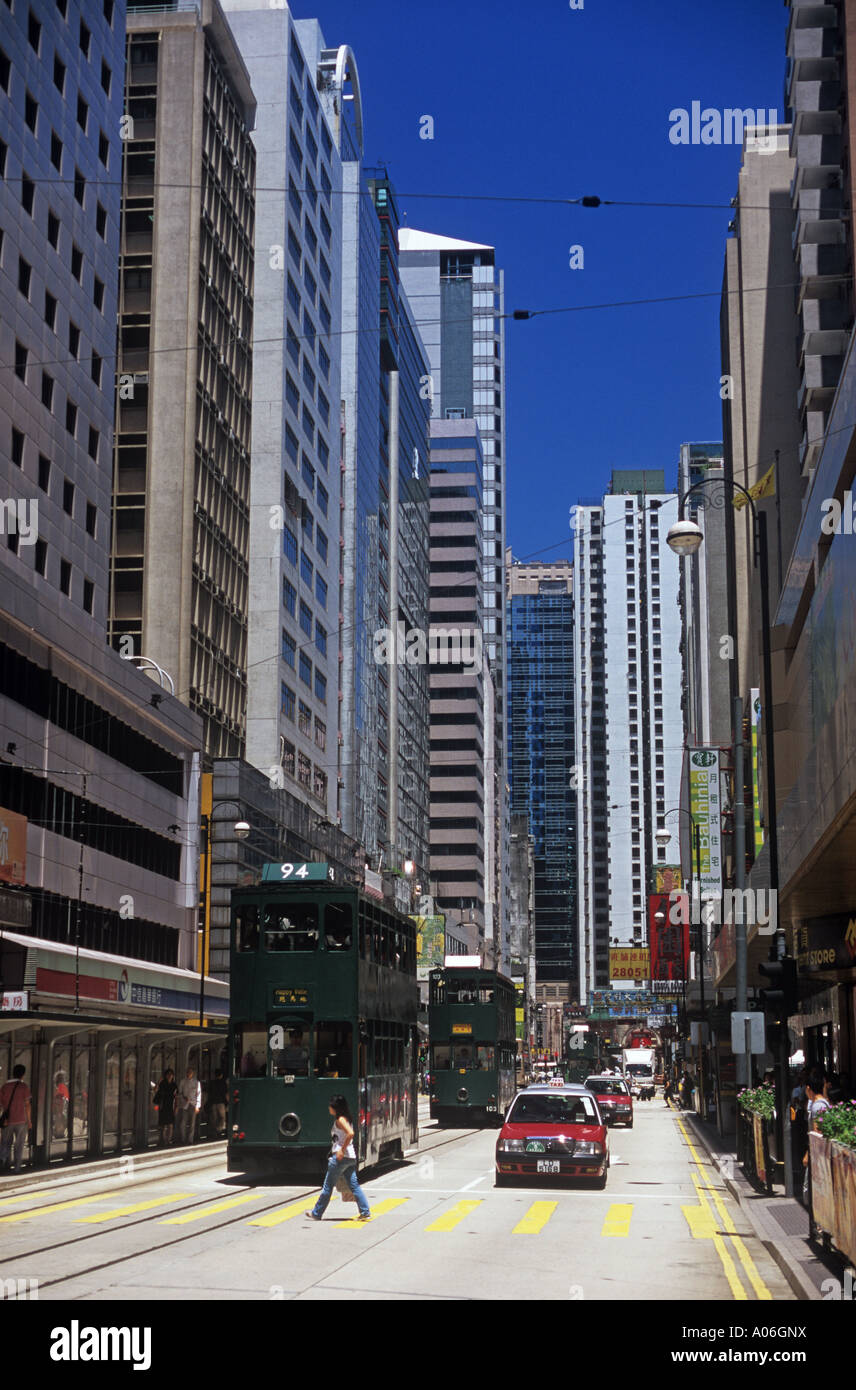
left=297, top=0, right=787, bottom=565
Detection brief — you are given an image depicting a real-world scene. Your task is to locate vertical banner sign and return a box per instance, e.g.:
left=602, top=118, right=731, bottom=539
left=750, top=689, right=765, bottom=856
left=689, top=749, right=723, bottom=896
left=0, top=808, right=26, bottom=885
left=648, top=893, right=690, bottom=981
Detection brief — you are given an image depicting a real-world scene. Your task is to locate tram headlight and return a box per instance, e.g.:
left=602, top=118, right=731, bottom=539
left=457, top=1087, right=469, bottom=1103
left=279, top=1112, right=301, bottom=1138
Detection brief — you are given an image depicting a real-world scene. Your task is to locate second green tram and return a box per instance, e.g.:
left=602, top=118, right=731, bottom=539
left=428, top=966, right=517, bottom=1126
left=228, top=863, right=418, bottom=1174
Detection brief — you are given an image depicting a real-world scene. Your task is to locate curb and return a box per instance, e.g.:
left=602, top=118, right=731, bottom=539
left=681, top=1113, right=822, bottom=1302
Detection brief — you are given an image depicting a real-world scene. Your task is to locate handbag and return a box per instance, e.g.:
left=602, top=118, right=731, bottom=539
left=335, top=1170, right=357, bottom=1203
left=0, top=1080, right=21, bottom=1128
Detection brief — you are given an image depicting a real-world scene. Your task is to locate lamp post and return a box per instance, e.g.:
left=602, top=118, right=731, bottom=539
left=655, top=810, right=704, bottom=1117
left=667, top=481, right=789, bottom=1188
left=199, top=802, right=250, bottom=1029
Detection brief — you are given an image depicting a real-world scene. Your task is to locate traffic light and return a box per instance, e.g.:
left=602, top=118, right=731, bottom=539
left=758, top=956, right=798, bottom=1020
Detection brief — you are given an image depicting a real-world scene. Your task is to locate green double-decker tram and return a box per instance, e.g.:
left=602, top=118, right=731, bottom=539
left=228, top=862, right=418, bottom=1174
left=428, top=965, right=517, bottom=1126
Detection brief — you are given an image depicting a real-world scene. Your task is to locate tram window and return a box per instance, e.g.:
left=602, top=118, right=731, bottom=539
left=263, top=903, right=319, bottom=951
left=323, top=902, right=352, bottom=950
left=314, top=1022, right=352, bottom=1077
left=448, top=984, right=478, bottom=1004
left=430, top=977, right=445, bottom=1006
left=359, top=912, right=368, bottom=958
left=235, top=1024, right=266, bottom=1077
left=454, top=1044, right=474, bottom=1069
left=479, top=988, right=495, bottom=1004
left=431, top=1045, right=451, bottom=1070
left=476, top=1046, right=495, bottom=1070
left=235, top=904, right=260, bottom=952
left=270, top=1025, right=310, bottom=1078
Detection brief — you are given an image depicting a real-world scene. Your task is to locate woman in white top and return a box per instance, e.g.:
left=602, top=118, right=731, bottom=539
left=308, top=1095, right=370, bottom=1220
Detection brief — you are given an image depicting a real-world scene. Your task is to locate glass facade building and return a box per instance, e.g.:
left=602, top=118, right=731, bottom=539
left=506, top=560, right=576, bottom=983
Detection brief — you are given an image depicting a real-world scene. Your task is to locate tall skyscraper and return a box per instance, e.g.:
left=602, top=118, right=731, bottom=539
left=506, top=554, right=576, bottom=985
left=220, top=3, right=354, bottom=820
left=0, top=0, right=204, bottom=971
left=109, top=1, right=257, bottom=759
left=573, top=472, right=682, bottom=998
left=400, top=228, right=510, bottom=951
left=428, top=419, right=487, bottom=955
left=339, top=168, right=431, bottom=880
left=676, top=444, right=731, bottom=750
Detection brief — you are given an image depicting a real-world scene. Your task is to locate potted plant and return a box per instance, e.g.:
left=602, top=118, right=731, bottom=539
left=818, top=1101, right=856, bottom=1264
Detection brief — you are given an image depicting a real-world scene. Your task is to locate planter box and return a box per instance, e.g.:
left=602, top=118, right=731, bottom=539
left=752, top=1112, right=767, bottom=1185
left=809, top=1131, right=836, bottom=1236
left=831, top=1139, right=856, bottom=1267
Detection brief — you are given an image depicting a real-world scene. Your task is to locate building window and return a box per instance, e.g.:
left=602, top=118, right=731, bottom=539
left=314, top=717, right=326, bottom=751
left=86, top=502, right=96, bottom=537
left=281, top=630, right=296, bottom=667
left=18, top=257, right=31, bottom=299
left=298, top=752, right=311, bottom=788
left=98, top=131, right=109, bottom=167
left=316, top=529, right=327, bottom=563
left=315, top=574, right=327, bottom=607
left=298, top=701, right=311, bottom=737
left=283, top=525, right=298, bottom=565
left=79, top=19, right=91, bottom=57
left=100, top=59, right=111, bottom=95
left=88, top=427, right=99, bottom=460
left=315, top=622, right=327, bottom=656
left=47, top=211, right=60, bottom=248
left=96, top=202, right=107, bottom=238
left=299, top=599, right=313, bottom=637
left=35, top=538, right=47, bottom=575
left=68, top=323, right=80, bottom=359
left=283, top=577, right=296, bottom=615
left=38, top=455, right=50, bottom=491
left=91, top=352, right=102, bottom=387
left=93, top=277, right=104, bottom=311
left=41, top=371, right=54, bottom=408
left=60, top=558, right=71, bottom=595
left=299, top=652, right=312, bottom=687
left=300, top=552, right=313, bottom=586
left=20, top=173, right=35, bottom=215
left=71, top=244, right=83, bottom=281
left=53, top=54, right=65, bottom=91
left=11, top=428, right=24, bottom=467
left=74, top=168, right=85, bottom=206
left=83, top=578, right=94, bottom=613
left=25, top=93, right=38, bottom=133
left=50, top=133, right=63, bottom=171
left=63, top=479, right=74, bottom=515
left=313, top=766, right=327, bottom=802
left=314, top=670, right=326, bottom=701
left=15, top=342, right=28, bottom=382
left=281, top=682, right=295, bottom=721
left=65, top=401, right=77, bottom=436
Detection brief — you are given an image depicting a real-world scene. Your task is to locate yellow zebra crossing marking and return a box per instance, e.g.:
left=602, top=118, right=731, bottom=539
left=159, top=1193, right=261, bottom=1225
left=512, top=1201, right=557, bottom=1235
left=0, top=1192, right=54, bottom=1209
left=425, top=1200, right=482, bottom=1232
left=335, top=1197, right=407, bottom=1227
left=248, top=1195, right=318, bottom=1228
left=601, top=1203, right=633, bottom=1237
left=0, top=1192, right=122, bottom=1224
left=75, top=1193, right=195, bottom=1223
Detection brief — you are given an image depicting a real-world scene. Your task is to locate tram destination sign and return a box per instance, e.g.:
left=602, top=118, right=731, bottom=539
left=261, top=861, right=335, bottom=883
left=274, top=988, right=309, bottom=1006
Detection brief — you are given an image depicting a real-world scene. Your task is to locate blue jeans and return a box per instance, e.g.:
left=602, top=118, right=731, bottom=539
left=312, top=1156, right=370, bottom=1218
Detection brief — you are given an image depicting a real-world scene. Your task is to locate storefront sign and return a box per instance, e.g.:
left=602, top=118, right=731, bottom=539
left=689, top=749, right=723, bottom=896
left=609, top=948, right=650, bottom=981
left=652, top=864, right=683, bottom=894
left=1, top=990, right=28, bottom=1011
left=648, top=893, right=690, bottom=981
left=795, top=914, right=856, bottom=974
left=750, top=691, right=765, bottom=856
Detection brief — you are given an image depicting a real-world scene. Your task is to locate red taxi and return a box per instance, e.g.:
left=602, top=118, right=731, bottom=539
left=584, top=1075, right=634, bottom=1129
left=495, top=1081, right=609, bottom=1188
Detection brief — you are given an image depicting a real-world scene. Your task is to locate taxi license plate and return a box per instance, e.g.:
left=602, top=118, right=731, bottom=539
left=536, top=1160, right=560, bottom=1174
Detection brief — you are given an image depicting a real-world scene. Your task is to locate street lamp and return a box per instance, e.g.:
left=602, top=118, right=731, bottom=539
left=668, top=476, right=789, bottom=1187
left=199, top=802, right=252, bottom=1029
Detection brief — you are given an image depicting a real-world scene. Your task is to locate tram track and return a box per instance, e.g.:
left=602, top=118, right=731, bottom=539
left=0, top=1124, right=482, bottom=1287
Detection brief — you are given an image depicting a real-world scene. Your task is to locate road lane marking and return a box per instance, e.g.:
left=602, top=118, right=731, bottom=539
left=681, top=1202, right=747, bottom=1300
left=601, top=1203, right=633, bottom=1237
left=513, top=1201, right=557, bottom=1235
left=335, top=1197, right=408, bottom=1227
left=248, top=1196, right=318, bottom=1227
left=0, top=1192, right=122, bottom=1224
left=692, top=1173, right=772, bottom=1302
left=159, top=1193, right=261, bottom=1224
left=75, top=1193, right=195, bottom=1223
left=0, top=1192, right=54, bottom=1209
left=460, top=1172, right=491, bottom=1191
left=425, top=1200, right=482, bottom=1232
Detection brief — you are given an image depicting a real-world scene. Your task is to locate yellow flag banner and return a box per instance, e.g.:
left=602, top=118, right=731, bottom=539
left=733, top=461, right=776, bottom=509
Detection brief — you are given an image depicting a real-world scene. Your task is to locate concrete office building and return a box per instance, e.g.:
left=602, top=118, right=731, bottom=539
left=429, top=419, right=488, bottom=956
left=399, top=229, right=510, bottom=950
left=676, top=443, right=732, bottom=750
left=339, top=166, right=431, bottom=881
left=506, top=554, right=577, bottom=985
left=221, top=3, right=355, bottom=819
left=109, top=1, right=257, bottom=760
left=0, top=0, right=205, bottom=965
left=785, top=0, right=856, bottom=476
left=573, top=472, right=682, bottom=998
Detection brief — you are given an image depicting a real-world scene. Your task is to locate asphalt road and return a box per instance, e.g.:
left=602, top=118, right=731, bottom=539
left=0, top=1101, right=795, bottom=1301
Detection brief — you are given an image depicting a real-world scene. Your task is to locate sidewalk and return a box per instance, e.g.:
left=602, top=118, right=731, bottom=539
left=0, top=1139, right=224, bottom=1197
left=680, top=1110, right=851, bottom=1300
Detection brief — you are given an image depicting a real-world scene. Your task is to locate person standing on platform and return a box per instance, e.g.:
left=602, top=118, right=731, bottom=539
left=0, top=1065, right=32, bottom=1172
left=176, top=1066, right=202, bottom=1145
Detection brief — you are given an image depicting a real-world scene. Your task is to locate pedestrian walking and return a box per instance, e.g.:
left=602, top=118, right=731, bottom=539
left=803, top=1068, right=830, bottom=1204
left=0, top=1064, right=32, bottom=1173
left=208, top=1069, right=227, bottom=1139
left=176, top=1066, right=201, bottom=1145
left=153, top=1068, right=177, bottom=1146
left=307, top=1095, right=370, bottom=1221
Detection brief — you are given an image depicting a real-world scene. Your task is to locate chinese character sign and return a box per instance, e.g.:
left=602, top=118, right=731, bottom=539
left=609, top=948, right=650, bottom=981
left=648, top=893, right=690, bottom=982
left=688, top=748, right=723, bottom=896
